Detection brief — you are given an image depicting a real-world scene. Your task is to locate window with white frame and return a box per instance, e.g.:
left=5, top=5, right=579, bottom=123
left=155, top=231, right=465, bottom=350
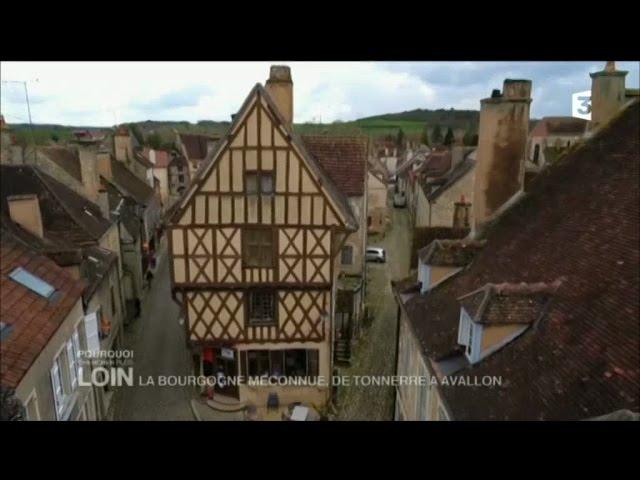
left=66, top=340, right=78, bottom=391
left=24, top=391, right=40, bottom=421
left=50, top=355, right=66, bottom=419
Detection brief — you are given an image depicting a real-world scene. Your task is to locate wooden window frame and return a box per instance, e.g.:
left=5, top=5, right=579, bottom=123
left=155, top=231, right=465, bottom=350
left=244, top=170, right=275, bottom=196
left=340, top=245, right=354, bottom=265
left=245, top=289, right=278, bottom=327
left=242, top=227, right=276, bottom=268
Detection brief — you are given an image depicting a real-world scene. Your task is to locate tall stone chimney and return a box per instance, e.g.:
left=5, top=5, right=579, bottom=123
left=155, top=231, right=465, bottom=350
left=473, top=79, right=531, bottom=234
left=97, top=149, right=113, bottom=181
left=114, top=127, right=133, bottom=163
left=7, top=194, right=44, bottom=238
left=589, top=61, right=628, bottom=130
left=77, top=145, right=100, bottom=203
left=265, top=65, right=293, bottom=128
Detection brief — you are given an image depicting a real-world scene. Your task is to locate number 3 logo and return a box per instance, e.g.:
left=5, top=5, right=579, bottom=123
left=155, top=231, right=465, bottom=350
left=572, top=90, right=592, bottom=120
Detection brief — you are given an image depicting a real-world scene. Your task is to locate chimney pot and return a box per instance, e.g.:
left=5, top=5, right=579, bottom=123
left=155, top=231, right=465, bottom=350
left=605, top=61, right=616, bottom=72
left=268, top=65, right=292, bottom=82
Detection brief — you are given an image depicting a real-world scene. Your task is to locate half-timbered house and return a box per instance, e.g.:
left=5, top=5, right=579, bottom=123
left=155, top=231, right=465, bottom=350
left=168, top=66, right=358, bottom=409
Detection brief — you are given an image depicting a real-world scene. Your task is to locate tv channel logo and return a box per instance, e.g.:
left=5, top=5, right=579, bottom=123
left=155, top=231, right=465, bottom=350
left=572, top=90, right=592, bottom=120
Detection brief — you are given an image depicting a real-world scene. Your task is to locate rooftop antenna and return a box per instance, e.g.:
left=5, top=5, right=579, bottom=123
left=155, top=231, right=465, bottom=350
left=1, top=78, right=39, bottom=160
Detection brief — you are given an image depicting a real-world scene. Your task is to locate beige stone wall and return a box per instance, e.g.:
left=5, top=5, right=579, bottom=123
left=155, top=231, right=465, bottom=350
left=428, top=167, right=475, bottom=228
left=15, top=300, right=96, bottom=421
left=590, top=70, right=628, bottom=130
left=154, top=167, right=170, bottom=207
left=340, top=196, right=365, bottom=276
left=415, top=186, right=430, bottom=228
left=480, top=323, right=524, bottom=352
left=367, top=174, right=387, bottom=210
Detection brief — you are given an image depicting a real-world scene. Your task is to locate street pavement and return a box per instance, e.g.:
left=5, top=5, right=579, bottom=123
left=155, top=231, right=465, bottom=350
left=335, top=206, right=411, bottom=420
left=112, top=240, right=194, bottom=421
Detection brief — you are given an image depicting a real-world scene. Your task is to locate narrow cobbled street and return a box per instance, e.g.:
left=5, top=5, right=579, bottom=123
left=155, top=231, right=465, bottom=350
left=112, top=239, right=194, bottom=421
left=335, top=207, right=411, bottom=420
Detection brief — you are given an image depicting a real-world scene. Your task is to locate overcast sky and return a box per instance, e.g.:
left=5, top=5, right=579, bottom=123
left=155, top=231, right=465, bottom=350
left=1, top=61, right=638, bottom=126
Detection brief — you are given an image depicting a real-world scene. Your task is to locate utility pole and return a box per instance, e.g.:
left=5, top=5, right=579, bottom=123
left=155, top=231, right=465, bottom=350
left=1, top=79, right=38, bottom=161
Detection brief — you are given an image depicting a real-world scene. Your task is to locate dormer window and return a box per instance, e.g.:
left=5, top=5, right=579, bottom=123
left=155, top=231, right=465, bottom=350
left=417, top=259, right=431, bottom=294
left=457, top=307, right=480, bottom=363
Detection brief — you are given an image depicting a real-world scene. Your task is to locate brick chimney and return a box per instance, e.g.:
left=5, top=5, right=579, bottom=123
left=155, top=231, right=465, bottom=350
left=7, top=194, right=44, bottom=238
left=77, top=145, right=100, bottom=203
left=472, top=79, right=531, bottom=234
left=589, top=61, right=628, bottom=130
left=265, top=65, right=293, bottom=129
left=97, top=149, right=113, bottom=181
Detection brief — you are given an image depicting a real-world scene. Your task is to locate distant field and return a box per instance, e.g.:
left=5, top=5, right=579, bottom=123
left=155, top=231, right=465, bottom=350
left=6, top=108, right=479, bottom=146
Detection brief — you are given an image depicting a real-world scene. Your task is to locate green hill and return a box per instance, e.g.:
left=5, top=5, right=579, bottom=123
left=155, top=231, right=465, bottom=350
left=5, top=108, right=484, bottom=146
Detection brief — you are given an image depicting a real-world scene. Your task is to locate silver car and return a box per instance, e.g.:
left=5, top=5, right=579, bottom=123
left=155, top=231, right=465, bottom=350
left=366, top=247, right=386, bottom=263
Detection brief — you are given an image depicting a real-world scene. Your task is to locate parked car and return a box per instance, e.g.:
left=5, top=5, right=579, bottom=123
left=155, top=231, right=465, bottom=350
left=366, top=247, right=386, bottom=263
left=393, top=191, right=406, bottom=208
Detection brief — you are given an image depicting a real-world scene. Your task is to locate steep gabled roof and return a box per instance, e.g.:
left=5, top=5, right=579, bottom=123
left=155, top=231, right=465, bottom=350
left=1, top=229, right=86, bottom=389
left=171, top=84, right=357, bottom=230
left=178, top=132, right=218, bottom=160
left=302, top=135, right=368, bottom=197
left=397, top=100, right=640, bottom=420
left=0, top=165, right=112, bottom=246
left=107, top=159, right=155, bottom=206
left=423, top=155, right=475, bottom=201
left=38, top=146, right=82, bottom=182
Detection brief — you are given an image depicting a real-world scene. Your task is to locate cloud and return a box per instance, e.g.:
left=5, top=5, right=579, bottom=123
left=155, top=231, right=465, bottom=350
left=1, top=61, right=638, bottom=126
left=131, top=85, right=214, bottom=112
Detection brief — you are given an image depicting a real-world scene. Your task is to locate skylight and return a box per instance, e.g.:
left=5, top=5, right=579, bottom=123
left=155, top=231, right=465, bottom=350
left=9, top=267, right=56, bottom=298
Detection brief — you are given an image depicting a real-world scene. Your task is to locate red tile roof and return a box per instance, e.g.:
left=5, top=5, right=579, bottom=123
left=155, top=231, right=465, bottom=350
left=398, top=101, right=640, bottom=420
left=302, top=135, right=368, bottom=197
left=1, top=231, right=85, bottom=389
left=530, top=117, right=588, bottom=137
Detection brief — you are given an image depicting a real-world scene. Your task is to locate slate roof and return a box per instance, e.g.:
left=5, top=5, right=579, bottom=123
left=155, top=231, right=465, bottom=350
left=0, top=165, right=112, bottom=246
left=416, top=149, right=452, bottom=177
left=458, top=282, right=558, bottom=325
left=302, top=135, right=368, bottom=197
left=0, top=230, right=86, bottom=389
left=38, top=146, right=82, bottom=182
left=397, top=100, right=640, bottom=420
left=107, top=159, right=155, bottom=206
left=179, top=133, right=217, bottom=160
left=423, top=155, right=475, bottom=201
